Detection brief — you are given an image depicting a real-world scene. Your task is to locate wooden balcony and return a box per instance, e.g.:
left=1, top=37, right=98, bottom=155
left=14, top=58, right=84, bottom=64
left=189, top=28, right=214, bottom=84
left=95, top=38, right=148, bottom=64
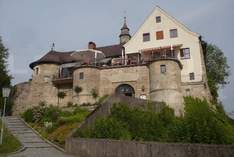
left=52, top=75, right=73, bottom=86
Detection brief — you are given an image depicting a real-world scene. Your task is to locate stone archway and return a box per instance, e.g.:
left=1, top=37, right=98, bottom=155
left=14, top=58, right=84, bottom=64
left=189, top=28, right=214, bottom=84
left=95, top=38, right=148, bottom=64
left=115, top=84, right=135, bottom=97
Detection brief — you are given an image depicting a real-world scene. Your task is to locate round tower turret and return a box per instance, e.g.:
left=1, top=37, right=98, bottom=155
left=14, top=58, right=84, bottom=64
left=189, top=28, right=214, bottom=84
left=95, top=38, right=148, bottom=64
left=149, top=59, right=183, bottom=115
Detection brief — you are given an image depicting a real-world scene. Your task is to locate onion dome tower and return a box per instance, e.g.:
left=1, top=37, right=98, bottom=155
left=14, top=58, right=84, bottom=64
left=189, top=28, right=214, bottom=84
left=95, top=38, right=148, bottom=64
left=119, top=17, right=131, bottom=44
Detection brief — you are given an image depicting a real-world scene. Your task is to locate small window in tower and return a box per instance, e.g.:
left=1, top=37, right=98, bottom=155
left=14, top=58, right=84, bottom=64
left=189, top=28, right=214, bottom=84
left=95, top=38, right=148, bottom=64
left=143, top=33, right=150, bottom=42
left=160, top=65, right=166, bottom=74
left=180, top=48, right=190, bottom=59
left=156, top=16, right=161, bottom=23
left=35, top=67, right=39, bottom=75
left=156, top=31, right=164, bottom=40
left=170, top=29, right=178, bottom=38
left=79, top=72, right=84, bottom=80
left=189, top=72, right=195, bottom=80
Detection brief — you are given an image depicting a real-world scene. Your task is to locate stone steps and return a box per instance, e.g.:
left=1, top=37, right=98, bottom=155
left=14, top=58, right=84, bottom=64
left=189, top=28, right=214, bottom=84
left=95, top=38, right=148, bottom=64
left=3, top=116, right=53, bottom=149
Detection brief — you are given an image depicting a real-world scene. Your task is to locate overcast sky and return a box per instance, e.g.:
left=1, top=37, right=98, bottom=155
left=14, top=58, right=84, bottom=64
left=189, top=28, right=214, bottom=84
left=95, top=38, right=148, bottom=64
left=0, top=0, right=233, bottom=115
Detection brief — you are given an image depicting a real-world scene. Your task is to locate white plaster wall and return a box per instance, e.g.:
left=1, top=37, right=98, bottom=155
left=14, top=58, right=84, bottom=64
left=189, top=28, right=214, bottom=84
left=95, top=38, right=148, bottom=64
left=124, top=6, right=203, bottom=83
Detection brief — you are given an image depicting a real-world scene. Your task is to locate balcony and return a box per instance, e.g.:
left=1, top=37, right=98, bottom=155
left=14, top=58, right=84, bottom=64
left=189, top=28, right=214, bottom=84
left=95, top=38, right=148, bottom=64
left=52, top=75, right=73, bottom=86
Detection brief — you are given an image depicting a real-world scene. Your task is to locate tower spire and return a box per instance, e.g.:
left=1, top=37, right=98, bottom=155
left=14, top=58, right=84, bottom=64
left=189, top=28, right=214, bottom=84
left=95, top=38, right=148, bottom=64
left=119, top=16, right=131, bottom=44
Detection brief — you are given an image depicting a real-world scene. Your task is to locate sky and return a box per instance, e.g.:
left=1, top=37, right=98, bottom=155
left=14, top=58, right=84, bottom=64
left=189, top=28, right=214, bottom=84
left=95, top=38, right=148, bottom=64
left=0, top=0, right=233, bottom=116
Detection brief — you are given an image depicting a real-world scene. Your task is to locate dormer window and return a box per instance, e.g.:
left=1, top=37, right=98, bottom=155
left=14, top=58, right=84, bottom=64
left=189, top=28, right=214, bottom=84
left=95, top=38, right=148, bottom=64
left=156, top=16, right=161, bottom=23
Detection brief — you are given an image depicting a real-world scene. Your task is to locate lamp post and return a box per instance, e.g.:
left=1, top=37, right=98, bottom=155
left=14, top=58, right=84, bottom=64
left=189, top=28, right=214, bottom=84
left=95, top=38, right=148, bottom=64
left=0, top=87, right=11, bottom=145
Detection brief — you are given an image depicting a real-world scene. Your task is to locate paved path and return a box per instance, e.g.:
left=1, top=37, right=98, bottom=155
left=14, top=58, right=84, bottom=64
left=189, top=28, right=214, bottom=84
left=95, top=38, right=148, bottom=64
left=3, top=116, right=74, bottom=157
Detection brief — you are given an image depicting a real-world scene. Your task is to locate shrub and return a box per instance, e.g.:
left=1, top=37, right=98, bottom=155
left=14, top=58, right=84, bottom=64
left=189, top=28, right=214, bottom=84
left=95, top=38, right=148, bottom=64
left=90, top=88, right=98, bottom=99
left=22, top=108, right=35, bottom=123
left=57, top=92, right=66, bottom=99
left=42, top=106, right=61, bottom=122
left=76, top=118, right=131, bottom=140
left=179, top=97, right=234, bottom=144
left=74, top=98, right=234, bottom=144
left=74, top=86, right=82, bottom=94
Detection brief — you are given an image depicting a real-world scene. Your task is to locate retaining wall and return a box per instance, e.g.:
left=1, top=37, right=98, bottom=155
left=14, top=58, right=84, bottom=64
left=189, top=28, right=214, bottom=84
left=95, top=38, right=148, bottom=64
left=66, top=138, right=234, bottom=157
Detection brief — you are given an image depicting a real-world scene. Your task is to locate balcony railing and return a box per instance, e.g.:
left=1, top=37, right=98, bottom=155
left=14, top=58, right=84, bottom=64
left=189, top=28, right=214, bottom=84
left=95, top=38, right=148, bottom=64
left=52, top=74, right=73, bottom=85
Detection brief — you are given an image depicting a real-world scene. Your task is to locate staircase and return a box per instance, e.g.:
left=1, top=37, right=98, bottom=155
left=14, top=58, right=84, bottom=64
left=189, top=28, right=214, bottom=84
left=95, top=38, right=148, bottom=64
left=3, top=116, right=52, bottom=148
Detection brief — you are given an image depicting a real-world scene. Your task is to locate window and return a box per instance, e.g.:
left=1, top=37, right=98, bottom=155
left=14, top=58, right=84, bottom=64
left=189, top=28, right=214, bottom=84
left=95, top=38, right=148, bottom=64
left=180, top=48, right=190, bottom=59
left=143, top=33, right=150, bottom=42
left=156, top=31, right=164, bottom=40
left=170, top=29, right=178, bottom=38
left=79, top=72, right=84, bottom=80
left=156, top=16, right=161, bottom=23
left=35, top=67, right=39, bottom=75
left=61, top=68, right=71, bottom=78
left=189, top=72, right=195, bottom=80
left=160, top=65, right=166, bottom=74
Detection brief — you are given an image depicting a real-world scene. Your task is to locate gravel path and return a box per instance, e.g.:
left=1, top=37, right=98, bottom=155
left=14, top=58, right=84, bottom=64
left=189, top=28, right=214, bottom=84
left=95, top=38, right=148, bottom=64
left=3, top=116, right=74, bottom=157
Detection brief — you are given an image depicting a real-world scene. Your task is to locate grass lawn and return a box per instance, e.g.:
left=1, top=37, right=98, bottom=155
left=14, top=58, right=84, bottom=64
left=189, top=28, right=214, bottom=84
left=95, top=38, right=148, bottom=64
left=0, top=120, right=21, bottom=155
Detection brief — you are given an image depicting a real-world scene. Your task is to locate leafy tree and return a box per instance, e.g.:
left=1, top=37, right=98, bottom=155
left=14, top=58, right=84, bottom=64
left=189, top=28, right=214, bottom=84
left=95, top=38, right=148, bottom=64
left=204, top=42, right=230, bottom=102
left=0, top=36, right=12, bottom=115
left=180, top=97, right=234, bottom=144
left=57, top=91, right=66, bottom=106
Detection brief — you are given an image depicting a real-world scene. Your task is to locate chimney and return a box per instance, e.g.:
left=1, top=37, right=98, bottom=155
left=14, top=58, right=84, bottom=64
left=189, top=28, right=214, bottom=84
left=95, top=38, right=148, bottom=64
left=88, top=41, right=96, bottom=49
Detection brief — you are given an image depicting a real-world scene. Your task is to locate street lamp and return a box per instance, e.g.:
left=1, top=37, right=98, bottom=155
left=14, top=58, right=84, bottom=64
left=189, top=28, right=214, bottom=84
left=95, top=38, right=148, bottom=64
left=0, top=87, right=11, bottom=145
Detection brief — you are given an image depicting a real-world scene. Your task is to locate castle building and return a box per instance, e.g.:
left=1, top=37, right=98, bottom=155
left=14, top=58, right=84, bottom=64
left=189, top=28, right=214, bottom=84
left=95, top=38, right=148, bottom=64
left=13, top=6, right=211, bottom=115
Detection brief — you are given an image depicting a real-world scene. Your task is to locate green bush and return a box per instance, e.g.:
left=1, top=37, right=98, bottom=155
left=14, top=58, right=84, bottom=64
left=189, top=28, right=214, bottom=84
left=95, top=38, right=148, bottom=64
left=74, top=98, right=234, bottom=144
left=43, top=106, right=61, bottom=122
left=22, top=108, right=35, bottom=123
left=76, top=118, right=131, bottom=140
left=178, top=97, right=234, bottom=144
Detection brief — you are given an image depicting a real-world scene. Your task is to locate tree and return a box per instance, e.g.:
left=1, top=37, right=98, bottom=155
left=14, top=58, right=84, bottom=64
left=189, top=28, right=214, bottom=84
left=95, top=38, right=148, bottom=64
left=0, top=36, right=12, bottom=115
left=90, top=88, right=98, bottom=101
left=57, top=91, right=66, bottom=106
left=74, top=86, right=82, bottom=104
left=204, top=42, right=230, bottom=102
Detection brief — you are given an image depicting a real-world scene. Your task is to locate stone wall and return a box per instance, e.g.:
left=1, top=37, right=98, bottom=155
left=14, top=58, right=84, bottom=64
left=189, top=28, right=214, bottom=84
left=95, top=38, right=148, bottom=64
left=12, top=60, right=211, bottom=115
left=12, top=82, right=31, bottom=115
left=65, top=138, right=234, bottom=157
left=99, top=65, right=150, bottom=98
left=181, top=82, right=212, bottom=101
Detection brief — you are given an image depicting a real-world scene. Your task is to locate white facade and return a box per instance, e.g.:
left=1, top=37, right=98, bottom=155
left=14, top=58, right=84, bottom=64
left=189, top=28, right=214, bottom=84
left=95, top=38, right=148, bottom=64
left=124, top=6, right=205, bottom=83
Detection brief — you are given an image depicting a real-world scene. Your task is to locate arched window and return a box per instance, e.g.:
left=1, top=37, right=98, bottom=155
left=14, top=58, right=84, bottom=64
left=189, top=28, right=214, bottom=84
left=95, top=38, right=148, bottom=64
left=115, top=84, right=135, bottom=97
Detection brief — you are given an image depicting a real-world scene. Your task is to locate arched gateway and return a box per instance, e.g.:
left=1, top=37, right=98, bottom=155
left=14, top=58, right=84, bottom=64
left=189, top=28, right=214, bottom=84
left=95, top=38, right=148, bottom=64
left=115, top=84, right=135, bottom=97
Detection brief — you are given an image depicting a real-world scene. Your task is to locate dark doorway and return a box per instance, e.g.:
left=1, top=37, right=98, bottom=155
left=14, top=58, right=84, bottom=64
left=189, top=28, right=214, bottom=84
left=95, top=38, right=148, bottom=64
left=115, top=84, right=135, bottom=97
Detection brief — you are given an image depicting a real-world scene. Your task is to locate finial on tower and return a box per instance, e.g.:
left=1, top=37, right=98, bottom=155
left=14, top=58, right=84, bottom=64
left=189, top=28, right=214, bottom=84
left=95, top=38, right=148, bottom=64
left=51, top=43, right=55, bottom=51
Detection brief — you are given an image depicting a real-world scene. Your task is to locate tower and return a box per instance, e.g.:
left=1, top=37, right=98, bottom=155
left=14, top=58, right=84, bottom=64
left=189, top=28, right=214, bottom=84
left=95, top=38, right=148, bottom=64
left=119, top=17, right=131, bottom=44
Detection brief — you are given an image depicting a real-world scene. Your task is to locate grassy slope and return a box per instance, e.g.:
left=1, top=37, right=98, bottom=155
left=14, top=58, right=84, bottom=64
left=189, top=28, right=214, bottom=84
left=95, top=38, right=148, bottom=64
left=0, top=121, right=21, bottom=154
